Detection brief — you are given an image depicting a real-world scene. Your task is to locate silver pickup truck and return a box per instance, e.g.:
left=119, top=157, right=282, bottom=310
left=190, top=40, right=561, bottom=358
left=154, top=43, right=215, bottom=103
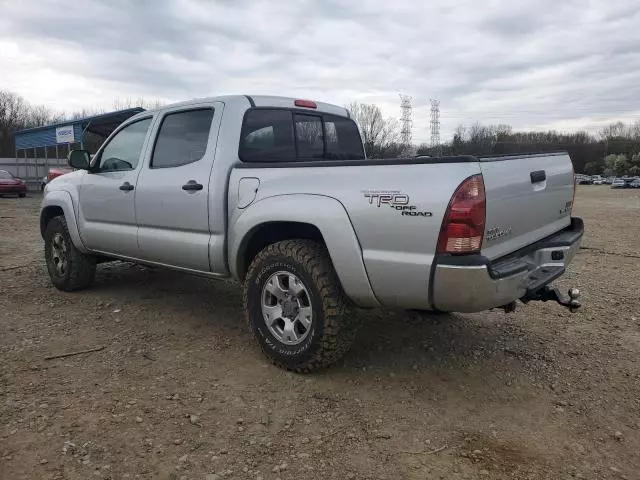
left=41, top=95, right=583, bottom=371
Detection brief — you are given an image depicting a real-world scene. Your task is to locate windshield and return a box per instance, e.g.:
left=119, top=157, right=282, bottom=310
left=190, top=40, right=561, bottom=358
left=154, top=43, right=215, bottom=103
left=0, top=170, right=15, bottom=179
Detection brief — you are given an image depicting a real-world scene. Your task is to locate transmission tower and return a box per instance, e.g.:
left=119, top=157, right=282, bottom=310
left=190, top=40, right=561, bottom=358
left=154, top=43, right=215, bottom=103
left=430, top=98, right=441, bottom=154
left=399, top=94, right=413, bottom=154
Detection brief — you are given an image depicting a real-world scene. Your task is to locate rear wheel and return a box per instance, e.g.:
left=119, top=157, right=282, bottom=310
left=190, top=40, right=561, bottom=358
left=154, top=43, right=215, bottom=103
left=244, top=240, right=359, bottom=372
left=44, top=216, right=96, bottom=291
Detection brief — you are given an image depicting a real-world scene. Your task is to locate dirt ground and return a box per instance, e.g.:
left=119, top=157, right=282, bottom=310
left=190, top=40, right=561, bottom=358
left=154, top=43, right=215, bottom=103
left=1, top=186, right=639, bottom=480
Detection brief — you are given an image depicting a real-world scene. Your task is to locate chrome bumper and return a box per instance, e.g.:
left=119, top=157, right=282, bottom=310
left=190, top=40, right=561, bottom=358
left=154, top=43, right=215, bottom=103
left=432, top=218, right=583, bottom=313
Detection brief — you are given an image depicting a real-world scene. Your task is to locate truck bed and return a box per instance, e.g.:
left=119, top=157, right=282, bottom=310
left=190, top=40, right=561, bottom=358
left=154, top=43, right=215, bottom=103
left=231, top=151, right=575, bottom=310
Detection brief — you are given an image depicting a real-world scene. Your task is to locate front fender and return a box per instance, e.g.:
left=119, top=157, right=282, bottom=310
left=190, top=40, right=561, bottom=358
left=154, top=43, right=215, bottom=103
left=229, top=194, right=380, bottom=308
left=40, top=190, right=89, bottom=253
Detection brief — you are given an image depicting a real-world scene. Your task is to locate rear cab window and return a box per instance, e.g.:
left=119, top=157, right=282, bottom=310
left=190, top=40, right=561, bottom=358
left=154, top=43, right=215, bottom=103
left=239, top=109, right=364, bottom=162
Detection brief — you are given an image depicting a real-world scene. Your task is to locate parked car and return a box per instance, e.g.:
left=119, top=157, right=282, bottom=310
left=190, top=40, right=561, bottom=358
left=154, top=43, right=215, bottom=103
left=592, top=177, right=604, bottom=185
left=604, top=176, right=615, bottom=184
left=611, top=178, right=629, bottom=188
left=0, top=169, right=27, bottom=197
left=630, top=179, right=640, bottom=188
left=576, top=175, right=592, bottom=185
left=40, top=95, right=583, bottom=371
left=41, top=167, right=73, bottom=190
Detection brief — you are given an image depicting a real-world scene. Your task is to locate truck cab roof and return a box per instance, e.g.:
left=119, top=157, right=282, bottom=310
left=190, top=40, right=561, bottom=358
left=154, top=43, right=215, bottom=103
left=135, top=95, right=350, bottom=120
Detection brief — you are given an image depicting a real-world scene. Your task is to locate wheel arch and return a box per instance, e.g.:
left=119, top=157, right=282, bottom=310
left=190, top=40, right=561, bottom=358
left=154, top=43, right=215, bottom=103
left=229, top=194, right=380, bottom=308
left=40, top=205, right=64, bottom=237
left=238, top=221, right=325, bottom=281
left=40, top=190, right=89, bottom=253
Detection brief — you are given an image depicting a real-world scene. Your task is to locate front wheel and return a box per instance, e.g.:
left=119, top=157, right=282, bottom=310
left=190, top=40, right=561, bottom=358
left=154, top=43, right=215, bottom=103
left=44, top=216, right=96, bottom=291
left=244, top=240, right=359, bottom=372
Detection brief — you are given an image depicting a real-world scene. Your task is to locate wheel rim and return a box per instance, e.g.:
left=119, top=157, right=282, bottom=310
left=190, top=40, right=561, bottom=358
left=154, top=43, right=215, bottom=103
left=261, top=271, right=313, bottom=345
left=50, top=233, right=68, bottom=276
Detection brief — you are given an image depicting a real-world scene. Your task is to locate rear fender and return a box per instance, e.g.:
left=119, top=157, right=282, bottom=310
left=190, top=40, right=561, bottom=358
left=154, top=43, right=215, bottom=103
left=229, top=194, right=380, bottom=308
left=40, top=190, right=89, bottom=253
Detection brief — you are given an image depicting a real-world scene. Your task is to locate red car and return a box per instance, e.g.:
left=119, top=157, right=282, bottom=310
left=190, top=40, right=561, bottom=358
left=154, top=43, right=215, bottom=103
left=0, top=170, right=27, bottom=197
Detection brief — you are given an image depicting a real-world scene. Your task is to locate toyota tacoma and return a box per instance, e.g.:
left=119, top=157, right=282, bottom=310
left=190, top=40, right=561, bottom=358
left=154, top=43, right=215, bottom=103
left=40, top=95, right=583, bottom=371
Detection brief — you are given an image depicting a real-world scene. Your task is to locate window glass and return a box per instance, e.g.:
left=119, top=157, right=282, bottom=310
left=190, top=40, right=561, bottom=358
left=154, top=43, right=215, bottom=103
left=239, top=109, right=365, bottom=162
left=0, top=170, right=14, bottom=179
left=98, top=118, right=152, bottom=171
left=325, top=122, right=338, bottom=145
left=239, top=110, right=295, bottom=162
left=244, top=126, right=274, bottom=149
left=151, top=109, right=214, bottom=168
left=324, top=115, right=365, bottom=160
left=294, top=114, right=324, bottom=159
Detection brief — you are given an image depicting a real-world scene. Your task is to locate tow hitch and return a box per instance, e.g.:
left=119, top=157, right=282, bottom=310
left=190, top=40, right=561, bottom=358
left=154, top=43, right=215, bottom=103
left=521, top=286, right=581, bottom=312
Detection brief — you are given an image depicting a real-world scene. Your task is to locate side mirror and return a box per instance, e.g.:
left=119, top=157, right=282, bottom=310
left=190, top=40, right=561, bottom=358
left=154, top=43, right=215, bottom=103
left=68, top=150, right=90, bottom=170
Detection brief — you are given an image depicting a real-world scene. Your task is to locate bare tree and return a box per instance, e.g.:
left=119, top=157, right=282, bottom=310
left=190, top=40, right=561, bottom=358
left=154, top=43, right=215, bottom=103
left=347, top=102, right=401, bottom=158
left=113, top=96, right=164, bottom=111
left=599, top=121, right=627, bottom=139
left=0, top=90, right=29, bottom=130
left=0, top=90, right=58, bottom=156
left=64, top=108, right=106, bottom=121
left=27, top=105, right=61, bottom=128
left=628, top=120, right=640, bottom=140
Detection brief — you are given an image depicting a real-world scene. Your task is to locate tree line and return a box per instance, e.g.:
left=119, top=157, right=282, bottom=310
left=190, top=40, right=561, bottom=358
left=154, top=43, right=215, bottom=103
left=2, top=89, right=639, bottom=175
left=0, top=90, right=162, bottom=157
left=347, top=102, right=640, bottom=175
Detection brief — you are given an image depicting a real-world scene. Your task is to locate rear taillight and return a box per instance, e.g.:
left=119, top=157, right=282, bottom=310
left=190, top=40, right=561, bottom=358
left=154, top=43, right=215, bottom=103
left=437, top=175, right=486, bottom=254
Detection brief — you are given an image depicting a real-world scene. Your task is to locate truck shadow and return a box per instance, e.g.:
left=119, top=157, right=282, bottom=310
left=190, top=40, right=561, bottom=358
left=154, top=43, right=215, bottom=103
left=89, top=261, right=556, bottom=385
left=346, top=308, right=555, bottom=375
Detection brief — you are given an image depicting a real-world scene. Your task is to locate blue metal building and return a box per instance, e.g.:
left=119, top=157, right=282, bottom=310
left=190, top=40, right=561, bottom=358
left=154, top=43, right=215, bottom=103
left=13, top=108, right=144, bottom=190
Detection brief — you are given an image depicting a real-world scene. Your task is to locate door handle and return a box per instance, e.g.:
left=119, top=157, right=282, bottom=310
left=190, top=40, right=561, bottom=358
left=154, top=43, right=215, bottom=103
left=119, top=182, right=134, bottom=191
left=530, top=170, right=546, bottom=183
left=182, top=180, right=203, bottom=191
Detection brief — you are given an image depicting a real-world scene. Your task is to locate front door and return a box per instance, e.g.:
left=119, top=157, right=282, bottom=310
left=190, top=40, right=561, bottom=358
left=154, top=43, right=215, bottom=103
left=77, top=117, right=153, bottom=257
left=135, top=104, right=221, bottom=271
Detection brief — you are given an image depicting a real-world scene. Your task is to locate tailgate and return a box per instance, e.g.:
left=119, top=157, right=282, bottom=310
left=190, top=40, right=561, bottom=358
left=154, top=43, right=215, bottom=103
left=480, top=152, right=574, bottom=260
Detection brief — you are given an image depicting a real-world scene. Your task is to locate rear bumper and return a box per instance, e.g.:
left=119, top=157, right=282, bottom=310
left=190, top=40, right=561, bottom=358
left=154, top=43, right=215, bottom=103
left=432, top=217, right=584, bottom=313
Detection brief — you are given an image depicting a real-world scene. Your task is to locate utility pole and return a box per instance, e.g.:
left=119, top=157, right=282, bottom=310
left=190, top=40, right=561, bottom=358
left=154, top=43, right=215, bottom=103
left=430, top=98, right=441, bottom=156
left=399, top=94, right=413, bottom=156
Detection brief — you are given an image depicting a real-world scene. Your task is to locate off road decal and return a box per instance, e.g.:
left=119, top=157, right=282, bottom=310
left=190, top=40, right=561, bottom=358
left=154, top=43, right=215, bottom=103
left=362, top=190, right=432, bottom=217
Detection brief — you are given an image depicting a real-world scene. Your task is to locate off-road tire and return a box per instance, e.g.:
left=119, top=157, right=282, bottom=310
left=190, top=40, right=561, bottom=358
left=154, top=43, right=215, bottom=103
left=244, top=239, right=359, bottom=372
left=44, top=215, right=96, bottom=291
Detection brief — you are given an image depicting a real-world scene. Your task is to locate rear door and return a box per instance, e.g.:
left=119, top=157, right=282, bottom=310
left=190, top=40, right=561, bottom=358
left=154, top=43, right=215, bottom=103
left=480, top=152, right=575, bottom=260
left=77, top=116, right=153, bottom=257
left=135, top=102, right=223, bottom=271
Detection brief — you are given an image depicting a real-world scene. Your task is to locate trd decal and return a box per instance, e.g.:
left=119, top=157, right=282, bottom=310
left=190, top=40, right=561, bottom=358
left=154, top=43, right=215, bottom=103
left=362, top=190, right=433, bottom=217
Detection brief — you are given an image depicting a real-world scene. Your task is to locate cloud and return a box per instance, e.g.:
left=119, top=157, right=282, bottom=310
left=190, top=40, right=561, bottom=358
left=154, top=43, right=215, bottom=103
left=1, top=0, right=639, bottom=142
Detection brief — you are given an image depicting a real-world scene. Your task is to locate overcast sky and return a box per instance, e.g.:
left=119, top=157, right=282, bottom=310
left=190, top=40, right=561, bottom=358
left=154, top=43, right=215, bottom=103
left=1, top=0, right=639, bottom=142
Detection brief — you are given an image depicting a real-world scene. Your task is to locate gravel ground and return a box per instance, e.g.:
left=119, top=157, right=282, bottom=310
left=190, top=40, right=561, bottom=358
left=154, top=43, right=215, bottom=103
left=1, top=186, right=639, bottom=480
